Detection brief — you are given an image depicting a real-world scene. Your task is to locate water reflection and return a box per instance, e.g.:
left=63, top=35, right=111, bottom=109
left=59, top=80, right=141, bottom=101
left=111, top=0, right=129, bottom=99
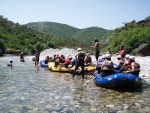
left=0, top=56, right=150, bottom=112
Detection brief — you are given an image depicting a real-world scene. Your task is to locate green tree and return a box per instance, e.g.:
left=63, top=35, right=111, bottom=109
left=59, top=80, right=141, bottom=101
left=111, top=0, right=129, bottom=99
left=34, top=42, right=44, bottom=52
left=0, top=39, right=6, bottom=55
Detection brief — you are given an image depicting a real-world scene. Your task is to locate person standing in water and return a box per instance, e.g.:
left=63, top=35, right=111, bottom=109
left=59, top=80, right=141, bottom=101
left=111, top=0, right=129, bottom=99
left=90, top=38, right=101, bottom=62
left=35, top=50, right=40, bottom=67
left=7, top=60, right=13, bottom=68
left=20, top=52, right=25, bottom=62
left=72, top=48, right=88, bottom=81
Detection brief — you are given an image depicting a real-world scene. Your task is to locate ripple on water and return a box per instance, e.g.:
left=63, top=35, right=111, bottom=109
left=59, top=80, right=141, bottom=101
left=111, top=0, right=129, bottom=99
left=0, top=56, right=150, bottom=112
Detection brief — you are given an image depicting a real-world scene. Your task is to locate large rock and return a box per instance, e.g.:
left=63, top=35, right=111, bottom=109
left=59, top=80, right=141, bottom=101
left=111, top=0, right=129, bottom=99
left=134, top=43, right=150, bottom=56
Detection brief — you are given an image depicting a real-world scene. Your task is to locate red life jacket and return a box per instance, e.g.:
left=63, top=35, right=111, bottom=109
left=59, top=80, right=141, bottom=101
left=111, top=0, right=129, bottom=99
left=125, top=59, right=131, bottom=69
left=117, top=50, right=126, bottom=58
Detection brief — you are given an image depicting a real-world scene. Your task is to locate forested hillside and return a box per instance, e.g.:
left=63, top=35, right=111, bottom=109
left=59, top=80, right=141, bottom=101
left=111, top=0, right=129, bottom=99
left=0, top=16, right=80, bottom=55
left=1, top=15, right=150, bottom=56
left=106, top=16, right=150, bottom=55
left=26, top=22, right=79, bottom=38
left=26, top=22, right=113, bottom=47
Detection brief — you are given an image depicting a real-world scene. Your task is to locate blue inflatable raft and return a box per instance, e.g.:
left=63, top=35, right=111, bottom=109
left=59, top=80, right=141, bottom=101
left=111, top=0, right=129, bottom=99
left=40, top=60, right=48, bottom=67
left=94, top=70, right=142, bottom=89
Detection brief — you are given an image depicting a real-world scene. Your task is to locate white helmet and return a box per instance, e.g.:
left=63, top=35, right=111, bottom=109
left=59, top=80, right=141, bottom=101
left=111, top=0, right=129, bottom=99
left=68, top=55, right=72, bottom=59
left=117, top=55, right=121, bottom=59
left=125, top=54, right=130, bottom=58
left=105, top=54, right=111, bottom=59
left=129, top=55, right=135, bottom=60
left=87, top=53, right=91, bottom=56
left=102, top=55, right=105, bottom=59
left=77, top=48, right=82, bottom=51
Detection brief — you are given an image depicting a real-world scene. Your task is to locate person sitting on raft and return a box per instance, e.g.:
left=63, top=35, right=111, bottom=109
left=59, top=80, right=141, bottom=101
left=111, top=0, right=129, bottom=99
left=101, top=54, right=115, bottom=77
left=84, top=53, right=92, bottom=67
left=59, top=54, right=66, bottom=63
left=45, top=56, right=50, bottom=64
left=117, top=45, right=126, bottom=59
left=54, top=54, right=61, bottom=67
left=63, top=55, right=72, bottom=68
left=124, top=56, right=140, bottom=76
left=120, top=54, right=131, bottom=71
left=96, top=55, right=106, bottom=74
left=115, top=55, right=124, bottom=70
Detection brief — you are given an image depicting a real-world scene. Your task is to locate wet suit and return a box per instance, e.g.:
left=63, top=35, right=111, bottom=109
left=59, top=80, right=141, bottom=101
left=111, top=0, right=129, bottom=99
left=72, top=51, right=87, bottom=79
left=95, top=42, right=100, bottom=61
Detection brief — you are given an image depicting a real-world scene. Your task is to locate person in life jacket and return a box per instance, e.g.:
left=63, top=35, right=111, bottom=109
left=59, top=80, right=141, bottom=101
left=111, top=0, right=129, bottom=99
left=120, top=54, right=131, bottom=71
left=84, top=53, right=92, bottom=67
left=90, top=38, right=101, bottom=62
left=124, top=56, right=140, bottom=76
left=68, top=57, right=77, bottom=74
left=44, top=56, right=50, bottom=64
left=64, top=55, right=72, bottom=68
left=54, top=54, right=60, bottom=67
left=117, top=45, right=126, bottom=58
left=101, top=54, right=114, bottom=76
left=115, top=55, right=125, bottom=70
left=59, top=54, right=65, bottom=63
left=72, top=48, right=88, bottom=80
left=96, top=55, right=106, bottom=74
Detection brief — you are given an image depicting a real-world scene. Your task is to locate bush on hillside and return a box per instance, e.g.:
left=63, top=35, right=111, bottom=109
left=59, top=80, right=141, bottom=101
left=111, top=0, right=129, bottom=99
left=0, top=39, right=6, bottom=55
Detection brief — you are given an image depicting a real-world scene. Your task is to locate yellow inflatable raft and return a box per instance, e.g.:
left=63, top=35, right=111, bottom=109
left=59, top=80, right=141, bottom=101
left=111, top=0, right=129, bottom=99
left=48, top=62, right=69, bottom=72
left=48, top=62, right=96, bottom=73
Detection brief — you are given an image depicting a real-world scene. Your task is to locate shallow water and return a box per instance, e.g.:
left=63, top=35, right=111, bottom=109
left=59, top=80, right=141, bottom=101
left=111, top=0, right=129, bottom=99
left=0, top=56, right=150, bottom=113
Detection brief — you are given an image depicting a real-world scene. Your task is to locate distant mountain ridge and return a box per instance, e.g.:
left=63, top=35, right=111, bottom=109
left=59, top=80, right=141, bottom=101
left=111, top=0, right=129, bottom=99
left=26, top=22, right=113, bottom=46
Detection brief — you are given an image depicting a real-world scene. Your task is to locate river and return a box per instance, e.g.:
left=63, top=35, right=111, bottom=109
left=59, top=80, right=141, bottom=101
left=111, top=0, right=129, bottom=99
left=0, top=55, right=150, bottom=113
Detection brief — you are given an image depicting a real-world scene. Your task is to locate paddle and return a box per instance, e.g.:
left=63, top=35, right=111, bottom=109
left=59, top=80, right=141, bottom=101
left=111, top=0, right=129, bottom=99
left=140, top=67, right=150, bottom=86
left=141, top=77, right=150, bottom=86
left=84, top=75, right=95, bottom=85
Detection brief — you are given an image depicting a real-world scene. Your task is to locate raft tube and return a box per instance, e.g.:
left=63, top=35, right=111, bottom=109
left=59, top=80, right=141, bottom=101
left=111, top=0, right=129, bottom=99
left=94, top=70, right=142, bottom=89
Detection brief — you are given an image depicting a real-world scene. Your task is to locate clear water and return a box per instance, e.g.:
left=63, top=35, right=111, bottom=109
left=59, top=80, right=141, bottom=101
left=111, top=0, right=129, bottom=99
left=0, top=56, right=150, bottom=113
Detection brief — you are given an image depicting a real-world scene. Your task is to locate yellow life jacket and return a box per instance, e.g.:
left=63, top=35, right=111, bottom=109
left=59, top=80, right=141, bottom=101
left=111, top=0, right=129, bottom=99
left=102, top=60, right=113, bottom=71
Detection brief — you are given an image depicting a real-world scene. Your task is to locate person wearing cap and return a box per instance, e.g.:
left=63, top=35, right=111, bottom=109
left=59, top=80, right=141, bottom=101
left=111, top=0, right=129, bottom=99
left=72, top=48, right=88, bottom=80
left=90, top=38, right=101, bottom=62
left=115, top=55, right=124, bottom=70
left=101, top=54, right=114, bottom=76
left=84, top=53, right=92, bottom=67
left=117, top=45, right=126, bottom=58
left=96, top=55, right=106, bottom=74
left=125, top=56, right=140, bottom=76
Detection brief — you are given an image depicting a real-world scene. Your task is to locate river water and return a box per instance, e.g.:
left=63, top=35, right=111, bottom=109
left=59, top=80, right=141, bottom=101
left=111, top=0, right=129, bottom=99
left=0, top=55, right=150, bottom=113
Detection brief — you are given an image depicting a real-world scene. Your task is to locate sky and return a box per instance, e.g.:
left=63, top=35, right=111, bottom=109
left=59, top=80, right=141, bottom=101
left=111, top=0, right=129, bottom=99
left=0, top=0, right=150, bottom=30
